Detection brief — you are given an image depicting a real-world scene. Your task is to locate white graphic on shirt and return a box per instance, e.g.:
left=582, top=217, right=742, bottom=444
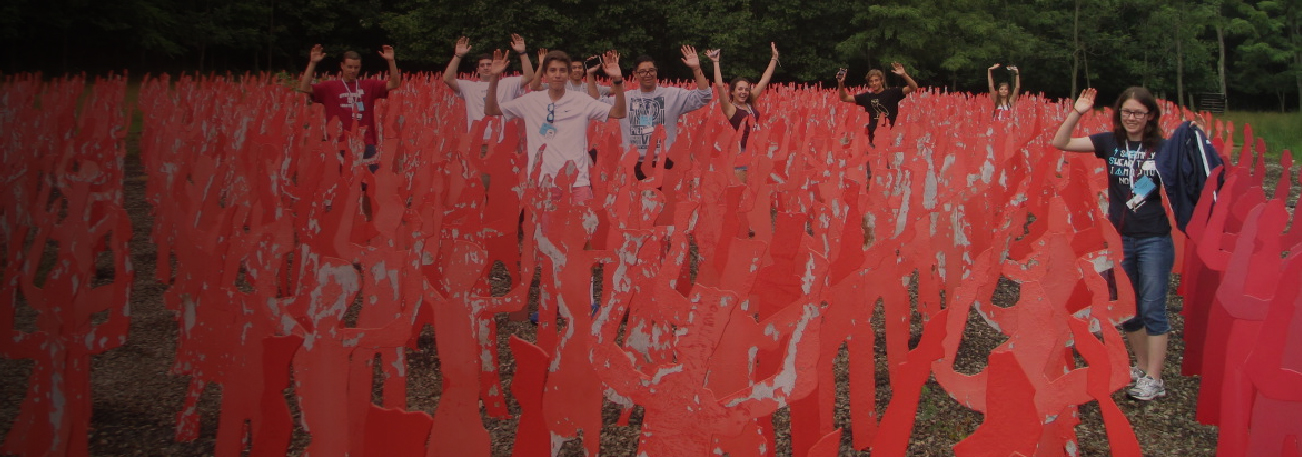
left=1106, top=143, right=1158, bottom=210
left=628, top=96, right=665, bottom=150
left=868, top=98, right=889, bottom=122
left=338, top=82, right=365, bottom=121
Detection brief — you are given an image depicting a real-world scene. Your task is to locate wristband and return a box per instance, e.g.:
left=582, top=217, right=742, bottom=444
left=611, top=78, right=624, bottom=85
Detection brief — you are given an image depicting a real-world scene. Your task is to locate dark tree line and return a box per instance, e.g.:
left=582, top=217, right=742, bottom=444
left=3, top=0, right=1298, bottom=110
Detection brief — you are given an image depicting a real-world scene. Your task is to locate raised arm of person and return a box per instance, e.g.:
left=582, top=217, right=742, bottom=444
left=604, top=50, right=627, bottom=119
left=836, top=68, right=855, bottom=103
left=1051, top=88, right=1099, bottom=152
left=529, top=48, right=548, bottom=92
left=512, top=34, right=534, bottom=84
left=681, top=45, right=709, bottom=90
left=987, top=63, right=1000, bottom=97
left=706, top=49, right=735, bottom=118
left=1009, top=65, right=1021, bottom=99
left=483, top=50, right=512, bottom=116
left=751, top=42, right=780, bottom=101
left=297, top=44, right=325, bottom=94
left=443, top=36, right=471, bottom=92
left=379, top=45, right=401, bottom=90
left=892, top=62, right=919, bottom=95
left=586, top=62, right=604, bottom=99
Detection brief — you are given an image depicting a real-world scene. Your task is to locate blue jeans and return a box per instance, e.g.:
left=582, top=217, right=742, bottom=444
left=363, top=144, right=380, bottom=173
left=1120, top=235, right=1174, bottom=336
left=339, top=144, right=380, bottom=172
left=338, top=145, right=380, bottom=192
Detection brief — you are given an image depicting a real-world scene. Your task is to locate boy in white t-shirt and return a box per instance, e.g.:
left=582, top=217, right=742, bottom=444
left=442, top=34, right=535, bottom=134
left=487, top=49, right=627, bottom=323
left=486, top=49, right=627, bottom=193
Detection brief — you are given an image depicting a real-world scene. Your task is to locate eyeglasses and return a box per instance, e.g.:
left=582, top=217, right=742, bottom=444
left=634, top=68, right=658, bottom=76
left=547, top=103, right=555, bottom=123
left=1120, top=109, right=1149, bottom=119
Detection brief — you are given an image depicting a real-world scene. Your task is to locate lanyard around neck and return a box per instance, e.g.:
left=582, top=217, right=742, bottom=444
left=342, top=80, right=360, bottom=108
left=1124, top=140, right=1152, bottom=189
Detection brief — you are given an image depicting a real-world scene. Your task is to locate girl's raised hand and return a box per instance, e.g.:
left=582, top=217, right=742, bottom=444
left=1074, top=88, right=1097, bottom=114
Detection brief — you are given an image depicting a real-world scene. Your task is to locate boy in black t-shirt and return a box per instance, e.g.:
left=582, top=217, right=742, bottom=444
left=837, top=63, right=919, bottom=146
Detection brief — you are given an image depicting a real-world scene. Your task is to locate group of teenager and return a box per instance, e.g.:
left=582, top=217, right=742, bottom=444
left=295, top=36, right=1197, bottom=403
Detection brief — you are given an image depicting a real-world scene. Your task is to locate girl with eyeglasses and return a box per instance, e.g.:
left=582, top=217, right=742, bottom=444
left=1051, top=87, right=1172, bottom=402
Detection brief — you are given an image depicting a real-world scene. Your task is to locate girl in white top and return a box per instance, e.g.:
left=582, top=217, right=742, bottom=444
left=987, top=63, right=1020, bottom=120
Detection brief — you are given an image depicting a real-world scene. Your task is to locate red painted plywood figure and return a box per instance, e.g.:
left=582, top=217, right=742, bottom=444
left=1241, top=232, right=1302, bottom=457
left=1175, top=120, right=1237, bottom=382
left=933, top=141, right=1141, bottom=457
left=1210, top=200, right=1292, bottom=457
left=344, top=243, right=428, bottom=456
left=839, top=108, right=950, bottom=456
left=137, top=77, right=311, bottom=456
left=728, top=92, right=872, bottom=456
left=269, top=248, right=418, bottom=457
left=504, top=335, right=551, bottom=457
left=15, top=73, right=1297, bottom=457
left=665, top=168, right=776, bottom=456
left=1178, top=162, right=1225, bottom=380
left=425, top=240, right=526, bottom=457
left=160, top=181, right=302, bottom=456
left=169, top=237, right=301, bottom=456
left=1188, top=162, right=1263, bottom=427
left=592, top=167, right=674, bottom=347
left=292, top=117, right=428, bottom=457
left=1177, top=119, right=1244, bottom=384
left=1192, top=147, right=1301, bottom=457
left=784, top=168, right=874, bottom=456
left=977, top=200, right=1137, bottom=456
left=464, top=124, right=528, bottom=293
left=605, top=173, right=701, bottom=373
left=599, top=189, right=701, bottom=415
left=593, top=289, right=823, bottom=456
left=411, top=149, right=519, bottom=418
left=529, top=170, right=614, bottom=456
left=1, top=76, right=133, bottom=457
left=1, top=172, right=134, bottom=457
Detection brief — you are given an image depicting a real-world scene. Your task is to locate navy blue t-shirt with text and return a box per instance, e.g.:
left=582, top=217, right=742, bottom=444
left=1089, top=132, right=1171, bottom=238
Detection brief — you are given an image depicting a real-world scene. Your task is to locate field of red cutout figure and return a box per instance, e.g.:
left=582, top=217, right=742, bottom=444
left=1, top=73, right=1299, bottom=457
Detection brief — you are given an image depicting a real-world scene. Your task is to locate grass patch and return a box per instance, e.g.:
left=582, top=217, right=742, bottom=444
left=125, top=78, right=143, bottom=158
left=1215, top=110, right=1301, bottom=160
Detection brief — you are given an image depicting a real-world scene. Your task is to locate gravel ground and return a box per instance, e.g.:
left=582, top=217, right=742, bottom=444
left=5, top=141, right=1293, bottom=456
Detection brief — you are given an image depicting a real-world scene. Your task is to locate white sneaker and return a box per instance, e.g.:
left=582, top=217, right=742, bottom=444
left=1127, top=376, right=1166, bottom=401
left=1129, top=366, right=1145, bottom=384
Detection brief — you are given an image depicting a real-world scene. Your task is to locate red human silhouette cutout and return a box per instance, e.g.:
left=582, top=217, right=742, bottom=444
left=1, top=77, right=133, bottom=457
left=10, top=74, right=1299, bottom=457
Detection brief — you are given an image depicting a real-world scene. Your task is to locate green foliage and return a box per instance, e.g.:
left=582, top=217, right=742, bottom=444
left=1227, top=0, right=1301, bottom=110
left=0, top=0, right=1296, bottom=109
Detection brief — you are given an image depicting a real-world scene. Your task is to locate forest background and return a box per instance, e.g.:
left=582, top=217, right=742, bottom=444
left=2, top=0, right=1299, bottom=112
